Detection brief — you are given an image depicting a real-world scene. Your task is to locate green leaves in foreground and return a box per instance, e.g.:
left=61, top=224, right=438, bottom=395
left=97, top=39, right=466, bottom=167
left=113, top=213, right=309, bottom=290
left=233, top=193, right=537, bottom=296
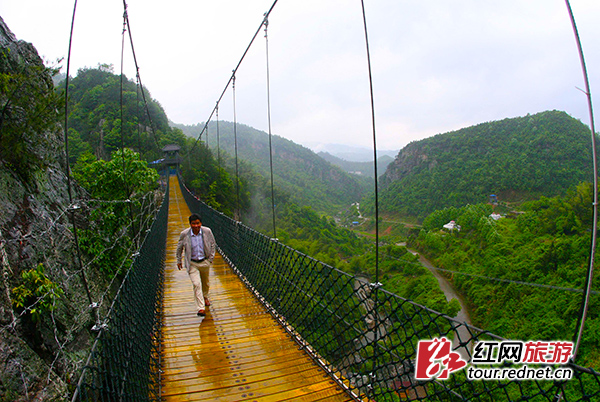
left=73, top=148, right=160, bottom=277
left=12, top=264, right=64, bottom=323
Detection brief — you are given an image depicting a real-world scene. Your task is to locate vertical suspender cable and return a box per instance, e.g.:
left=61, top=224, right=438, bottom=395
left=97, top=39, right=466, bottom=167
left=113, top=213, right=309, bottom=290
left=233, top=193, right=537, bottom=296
left=136, top=75, right=142, bottom=153
left=263, top=17, right=277, bottom=240
left=564, top=0, right=597, bottom=362
left=232, top=74, right=241, bottom=220
left=122, top=0, right=160, bottom=151
left=216, top=104, right=222, bottom=204
left=120, top=6, right=137, bottom=247
left=359, top=0, right=380, bottom=392
left=63, top=0, right=95, bottom=314
left=216, top=104, right=221, bottom=171
left=189, top=0, right=280, bottom=155
left=120, top=11, right=128, bottom=161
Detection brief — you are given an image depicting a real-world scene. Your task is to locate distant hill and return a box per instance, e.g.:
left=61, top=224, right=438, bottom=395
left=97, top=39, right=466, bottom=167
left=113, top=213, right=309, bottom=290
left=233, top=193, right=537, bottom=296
left=318, top=151, right=394, bottom=178
left=308, top=143, right=398, bottom=162
left=171, top=121, right=367, bottom=214
left=375, top=110, right=594, bottom=219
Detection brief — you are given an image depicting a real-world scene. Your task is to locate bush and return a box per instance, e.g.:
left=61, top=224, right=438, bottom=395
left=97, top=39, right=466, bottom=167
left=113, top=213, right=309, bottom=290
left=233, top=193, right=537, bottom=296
left=12, top=264, right=63, bottom=323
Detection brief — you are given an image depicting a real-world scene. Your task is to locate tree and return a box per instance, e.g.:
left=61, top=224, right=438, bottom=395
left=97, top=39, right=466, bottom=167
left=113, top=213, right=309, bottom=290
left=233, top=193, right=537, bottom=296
left=73, top=148, right=160, bottom=276
left=0, top=47, right=63, bottom=178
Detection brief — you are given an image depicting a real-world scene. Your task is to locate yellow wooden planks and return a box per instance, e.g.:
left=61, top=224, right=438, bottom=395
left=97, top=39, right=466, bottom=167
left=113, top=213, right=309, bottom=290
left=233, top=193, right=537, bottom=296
left=161, top=175, right=355, bottom=401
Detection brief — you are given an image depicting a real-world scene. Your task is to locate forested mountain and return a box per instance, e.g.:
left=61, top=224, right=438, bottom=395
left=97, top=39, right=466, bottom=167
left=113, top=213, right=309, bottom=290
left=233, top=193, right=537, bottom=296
left=412, top=184, right=599, bottom=367
left=172, top=121, right=368, bottom=214
left=62, top=64, right=169, bottom=163
left=63, top=69, right=374, bottom=271
left=376, top=110, right=593, bottom=219
left=383, top=110, right=600, bottom=367
left=62, top=66, right=244, bottom=216
left=318, top=151, right=394, bottom=178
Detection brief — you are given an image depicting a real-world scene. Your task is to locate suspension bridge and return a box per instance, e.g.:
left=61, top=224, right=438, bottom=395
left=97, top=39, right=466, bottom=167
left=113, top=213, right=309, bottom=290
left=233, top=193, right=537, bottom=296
left=51, top=0, right=600, bottom=400
left=69, top=173, right=600, bottom=401
left=160, top=175, right=354, bottom=401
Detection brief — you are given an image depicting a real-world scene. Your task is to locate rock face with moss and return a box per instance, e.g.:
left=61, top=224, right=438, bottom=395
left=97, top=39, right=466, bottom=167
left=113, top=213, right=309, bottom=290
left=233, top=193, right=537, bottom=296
left=0, top=16, right=105, bottom=400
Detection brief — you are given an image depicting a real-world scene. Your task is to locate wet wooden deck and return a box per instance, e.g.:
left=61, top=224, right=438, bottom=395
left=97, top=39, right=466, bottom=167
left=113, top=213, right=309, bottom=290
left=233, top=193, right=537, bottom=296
left=161, top=175, right=355, bottom=401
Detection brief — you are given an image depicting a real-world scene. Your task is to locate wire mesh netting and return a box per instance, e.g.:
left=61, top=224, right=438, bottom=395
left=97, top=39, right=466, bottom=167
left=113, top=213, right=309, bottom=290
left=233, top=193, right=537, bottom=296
left=180, top=177, right=600, bottom=402
left=72, top=178, right=169, bottom=401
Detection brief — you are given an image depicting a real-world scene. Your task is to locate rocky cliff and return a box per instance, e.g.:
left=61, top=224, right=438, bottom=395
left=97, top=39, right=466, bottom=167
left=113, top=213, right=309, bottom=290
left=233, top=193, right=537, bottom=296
left=0, top=16, right=106, bottom=401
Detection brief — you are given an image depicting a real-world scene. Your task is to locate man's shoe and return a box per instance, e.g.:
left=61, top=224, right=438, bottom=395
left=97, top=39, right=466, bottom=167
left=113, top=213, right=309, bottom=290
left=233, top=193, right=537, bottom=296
left=197, top=310, right=205, bottom=317
left=204, top=297, right=211, bottom=307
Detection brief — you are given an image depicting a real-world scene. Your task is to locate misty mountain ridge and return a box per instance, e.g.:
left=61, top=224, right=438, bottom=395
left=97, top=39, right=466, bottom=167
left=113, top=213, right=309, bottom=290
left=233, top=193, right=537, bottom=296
left=317, top=151, right=394, bottom=179
left=172, top=110, right=593, bottom=222
left=169, top=122, right=398, bottom=163
left=170, top=120, right=368, bottom=214
left=307, top=142, right=398, bottom=162
left=169, top=120, right=396, bottom=179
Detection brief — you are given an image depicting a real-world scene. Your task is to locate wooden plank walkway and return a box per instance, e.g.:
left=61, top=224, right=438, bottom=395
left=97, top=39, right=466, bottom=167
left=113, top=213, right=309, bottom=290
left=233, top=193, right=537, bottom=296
left=161, top=175, right=355, bottom=401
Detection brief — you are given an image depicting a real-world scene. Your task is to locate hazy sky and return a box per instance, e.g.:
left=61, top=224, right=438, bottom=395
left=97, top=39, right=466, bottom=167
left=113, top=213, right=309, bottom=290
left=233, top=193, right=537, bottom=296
left=2, top=1, right=599, bottom=151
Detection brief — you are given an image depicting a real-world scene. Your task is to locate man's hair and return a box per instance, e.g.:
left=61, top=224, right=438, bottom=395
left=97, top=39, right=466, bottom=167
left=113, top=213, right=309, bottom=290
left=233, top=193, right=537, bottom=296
left=189, top=213, right=202, bottom=224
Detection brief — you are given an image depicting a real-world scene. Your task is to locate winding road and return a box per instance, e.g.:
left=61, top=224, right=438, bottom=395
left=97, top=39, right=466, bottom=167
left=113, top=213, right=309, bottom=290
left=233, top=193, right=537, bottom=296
left=406, top=247, right=473, bottom=360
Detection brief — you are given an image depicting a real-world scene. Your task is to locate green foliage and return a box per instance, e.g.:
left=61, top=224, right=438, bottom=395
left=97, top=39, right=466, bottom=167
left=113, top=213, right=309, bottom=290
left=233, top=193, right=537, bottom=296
left=62, top=65, right=242, bottom=218
left=371, top=110, right=594, bottom=219
left=276, top=204, right=366, bottom=265
left=377, top=244, right=460, bottom=317
left=180, top=141, right=241, bottom=217
left=12, top=264, right=64, bottom=323
left=0, top=47, right=63, bottom=178
left=60, top=65, right=168, bottom=161
left=271, top=203, right=457, bottom=316
left=179, top=120, right=365, bottom=215
left=73, top=148, right=160, bottom=277
left=73, top=148, right=159, bottom=199
left=413, top=185, right=599, bottom=367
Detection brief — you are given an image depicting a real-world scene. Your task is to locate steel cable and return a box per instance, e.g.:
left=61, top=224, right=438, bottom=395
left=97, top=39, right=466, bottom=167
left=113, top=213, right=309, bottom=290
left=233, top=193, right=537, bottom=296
left=564, top=0, right=598, bottom=363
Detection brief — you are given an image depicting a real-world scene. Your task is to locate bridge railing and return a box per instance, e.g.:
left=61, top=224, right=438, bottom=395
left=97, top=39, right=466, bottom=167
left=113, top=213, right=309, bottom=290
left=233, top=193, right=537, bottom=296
left=72, top=177, right=169, bottom=402
left=180, top=177, right=600, bottom=402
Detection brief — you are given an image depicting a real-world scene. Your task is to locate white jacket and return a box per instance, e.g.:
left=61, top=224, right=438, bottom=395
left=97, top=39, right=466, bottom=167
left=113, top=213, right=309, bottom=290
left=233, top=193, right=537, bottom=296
left=176, top=226, right=216, bottom=271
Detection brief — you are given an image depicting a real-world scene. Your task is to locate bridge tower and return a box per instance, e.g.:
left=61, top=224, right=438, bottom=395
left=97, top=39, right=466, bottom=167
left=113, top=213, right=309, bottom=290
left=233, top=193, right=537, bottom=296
left=161, top=144, right=182, bottom=175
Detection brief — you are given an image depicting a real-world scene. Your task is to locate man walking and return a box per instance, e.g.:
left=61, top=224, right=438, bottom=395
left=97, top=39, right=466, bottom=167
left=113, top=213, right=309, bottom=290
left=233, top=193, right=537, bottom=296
left=176, top=213, right=216, bottom=317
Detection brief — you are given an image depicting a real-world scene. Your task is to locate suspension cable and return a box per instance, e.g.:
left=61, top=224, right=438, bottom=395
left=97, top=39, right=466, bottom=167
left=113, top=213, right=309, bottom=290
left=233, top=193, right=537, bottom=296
left=216, top=104, right=221, bottom=171
left=63, top=0, right=93, bottom=306
left=263, top=16, right=277, bottom=240
left=135, top=75, right=142, bottom=153
left=120, top=5, right=138, bottom=246
left=359, top=1, right=379, bottom=289
left=120, top=10, right=128, bottom=169
left=189, top=0, right=280, bottom=155
left=232, top=74, right=241, bottom=220
left=564, top=0, right=598, bottom=362
left=122, top=0, right=160, bottom=150
left=359, top=0, right=380, bottom=392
